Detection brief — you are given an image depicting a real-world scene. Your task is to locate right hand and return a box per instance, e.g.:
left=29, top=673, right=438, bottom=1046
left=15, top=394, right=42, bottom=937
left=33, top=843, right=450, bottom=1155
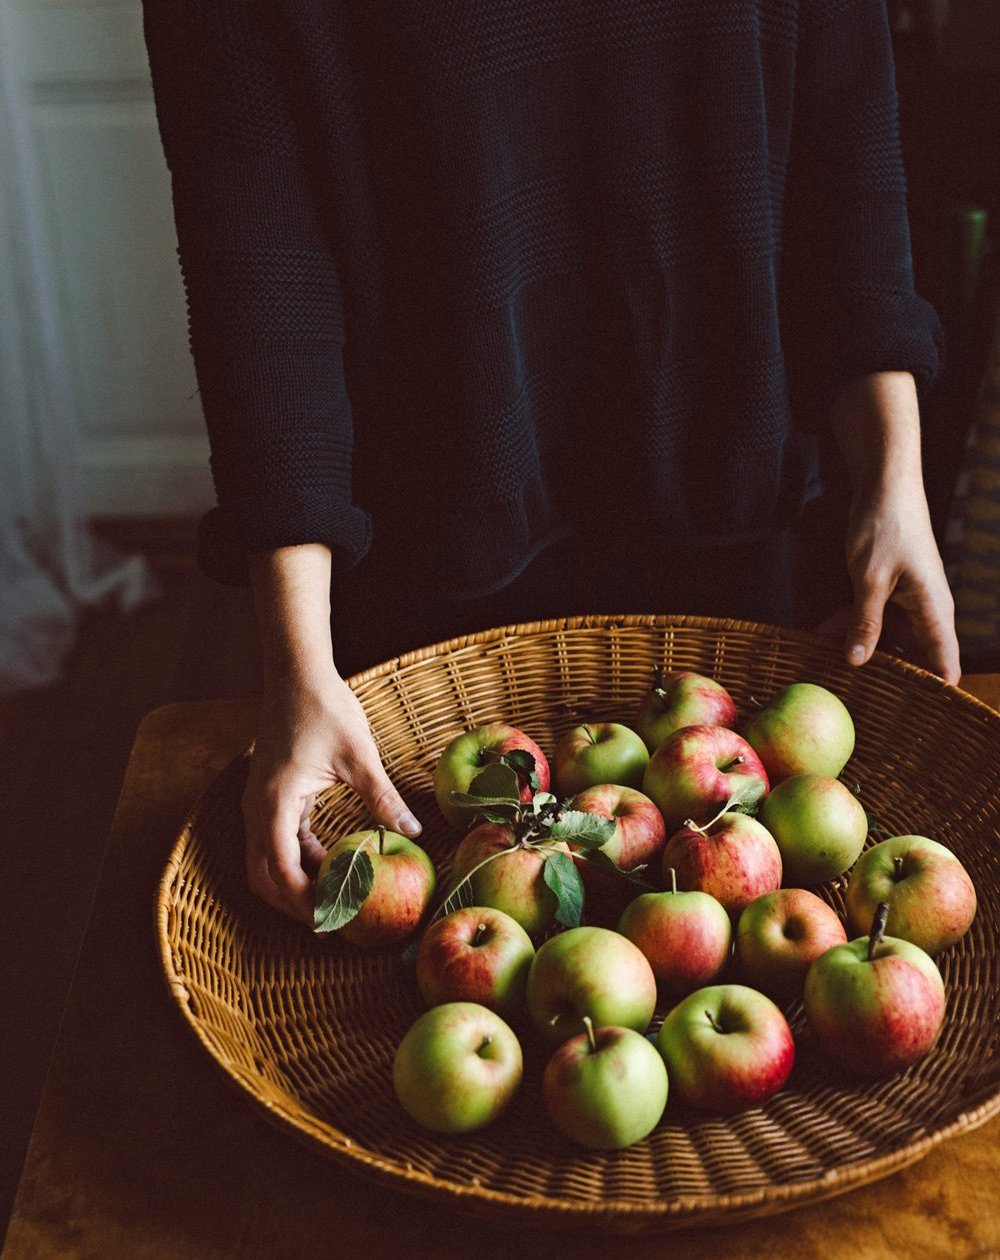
left=242, top=669, right=423, bottom=928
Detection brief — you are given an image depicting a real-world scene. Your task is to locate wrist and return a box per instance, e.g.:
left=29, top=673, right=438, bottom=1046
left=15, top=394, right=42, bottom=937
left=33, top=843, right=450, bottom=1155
left=248, top=543, right=340, bottom=688
left=829, top=371, right=924, bottom=501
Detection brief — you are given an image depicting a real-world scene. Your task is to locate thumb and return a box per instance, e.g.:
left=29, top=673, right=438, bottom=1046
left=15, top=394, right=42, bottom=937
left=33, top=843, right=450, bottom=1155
left=846, top=570, right=891, bottom=667
left=345, top=747, right=423, bottom=839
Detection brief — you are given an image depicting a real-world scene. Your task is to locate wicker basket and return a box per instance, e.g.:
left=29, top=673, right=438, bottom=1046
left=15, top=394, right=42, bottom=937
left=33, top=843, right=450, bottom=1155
left=156, top=615, right=1000, bottom=1232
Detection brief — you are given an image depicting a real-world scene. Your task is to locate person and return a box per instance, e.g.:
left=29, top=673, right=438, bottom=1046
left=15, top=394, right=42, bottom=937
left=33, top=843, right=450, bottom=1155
left=141, top=0, right=960, bottom=928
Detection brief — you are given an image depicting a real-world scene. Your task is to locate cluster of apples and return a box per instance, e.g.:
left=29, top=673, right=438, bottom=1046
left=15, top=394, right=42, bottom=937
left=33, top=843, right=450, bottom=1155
left=314, top=669, right=978, bottom=1150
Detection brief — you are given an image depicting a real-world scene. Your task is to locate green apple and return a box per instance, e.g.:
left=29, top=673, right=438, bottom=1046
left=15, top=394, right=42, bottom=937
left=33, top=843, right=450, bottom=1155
left=657, top=984, right=795, bottom=1114
left=433, top=722, right=551, bottom=829
left=634, top=668, right=738, bottom=754
left=526, top=926, right=657, bottom=1047
left=844, top=835, right=977, bottom=955
left=392, top=1001, right=523, bottom=1132
left=618, top=873, right=732, bottom=996
left=742, top=683, right=855, bottom=782
left=804, top=906, right=946, bottom=1076
left=758, top=774, right=868, bottom=885
left=447, top=821, right=569, bottom=937
left=735, top=888, right=847, bottom=1004
left=415, top=906, right=535, bottom=1017
left=317, top=828, right=436, bottom=947
left=552, top=722, right=649, bottom=796
left=543, top=1018, right=669, bottom=1149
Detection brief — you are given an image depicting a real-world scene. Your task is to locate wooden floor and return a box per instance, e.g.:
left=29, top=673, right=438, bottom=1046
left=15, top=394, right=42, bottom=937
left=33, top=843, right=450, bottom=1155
left=0, top=520, right=261, bottom=1247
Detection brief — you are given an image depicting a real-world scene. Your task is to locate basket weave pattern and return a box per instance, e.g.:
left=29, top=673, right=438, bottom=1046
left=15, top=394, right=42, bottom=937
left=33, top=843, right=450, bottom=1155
left=157, top=616, right=1000, bottom=1230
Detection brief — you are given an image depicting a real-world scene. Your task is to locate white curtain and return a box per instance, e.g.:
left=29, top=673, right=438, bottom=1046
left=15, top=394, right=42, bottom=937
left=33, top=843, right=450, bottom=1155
left=0, top=4, right=157, bottom=695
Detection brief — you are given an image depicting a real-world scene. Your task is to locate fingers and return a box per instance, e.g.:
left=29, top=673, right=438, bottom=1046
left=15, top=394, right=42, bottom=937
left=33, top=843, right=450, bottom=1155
left=298, top=795, right=327, bottom=879
left=899, top=584, right=962, bottom=686
left=341, top=745, right=423, bottom=839
left=243, top=777, right=317, bottom=928
left=846, top=568, right=892, bottom=668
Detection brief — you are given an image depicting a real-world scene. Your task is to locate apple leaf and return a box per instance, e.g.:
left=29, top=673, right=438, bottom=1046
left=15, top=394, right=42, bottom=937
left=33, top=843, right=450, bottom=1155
left=549, top=810, right=616, bottom=850
left=543, top=851, right=585, bottom=928
left=530, top=791, right=558, bottom=814
left=449, top=762, right=521, bottom=809
left=582, top=849, right=657, bottom=890
left=501, top=748, right=541, bottom=791
left=474, top=807, right=518, bottom=826
left=314, top=846, right=375, bottom=933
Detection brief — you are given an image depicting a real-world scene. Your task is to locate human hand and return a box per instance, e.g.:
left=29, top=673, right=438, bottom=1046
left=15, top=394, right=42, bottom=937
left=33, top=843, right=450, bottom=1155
left=241, top=670, right=423, bottom=927
left=814, top=482, right=961, bottom=684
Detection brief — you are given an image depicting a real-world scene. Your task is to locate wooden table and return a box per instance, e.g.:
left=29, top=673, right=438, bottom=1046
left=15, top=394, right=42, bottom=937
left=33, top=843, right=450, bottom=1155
left=5, top=679, right=1000, bottom=1259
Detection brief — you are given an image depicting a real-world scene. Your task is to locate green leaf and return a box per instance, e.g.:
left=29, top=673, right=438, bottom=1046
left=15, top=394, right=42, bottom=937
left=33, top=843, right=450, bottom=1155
left=452, top=761, right=521, bottom=806
left=475, top=807, right=517, bottom=826
left=314, top=845, right=375, bottom=933
left=549, top=809, right=616, bottom=849
left=582, top=849, right=657, bottom=890
left=530, top=791, right=558, bottom=814
left=501, top=747, right=538, bottom=781
left=543, top=850, right=585, bottom=928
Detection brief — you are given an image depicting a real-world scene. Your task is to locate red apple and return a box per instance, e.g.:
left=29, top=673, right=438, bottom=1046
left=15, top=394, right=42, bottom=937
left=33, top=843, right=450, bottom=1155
left=565, top=783, right=666, bottom=911
left=742, top=683, right=855, bottom=782
left=845, top=835, right=977, bottom=955
left=736, top=888, right=848, bottom=1003
left=618, top=871, right=732, bottom=996
left=316, top=827, right=436, bottom=947
left=415, top=906, right=535, bottom=1018
left=642, top=725, right=769, bottom=834
left=552, top=722, right=649, bottom=796
left=447, top=821, right=570, bottom=938
left=661, top=812, right=782, bottom=918
left=393, top=1001, right=523, bottom=1132
left=526, top=926, right=658, bottom=1047
left=758, top=773, right=868, bottom=885
left=656, top=983, right=795, bottom=1114
left=635, top=667, right=737, bottom=754
left=543, top=1018, right=669, bottom=1149
left=804, top=905, right=946, bottom=1076
left=433, top=722, right=551, bottom=829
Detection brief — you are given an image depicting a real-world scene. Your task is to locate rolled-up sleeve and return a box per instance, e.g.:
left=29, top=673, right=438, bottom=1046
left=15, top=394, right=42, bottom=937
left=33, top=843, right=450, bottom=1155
left=781, top=0, right=946, bottom=432
left=140, top=0, right=372, bottom=584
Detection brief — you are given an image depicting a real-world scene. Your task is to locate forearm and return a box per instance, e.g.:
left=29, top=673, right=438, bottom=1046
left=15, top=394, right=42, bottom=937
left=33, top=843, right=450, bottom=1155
left=828, top=371, right=925, bottom=506
left=247, top=544, right=339, bottom=691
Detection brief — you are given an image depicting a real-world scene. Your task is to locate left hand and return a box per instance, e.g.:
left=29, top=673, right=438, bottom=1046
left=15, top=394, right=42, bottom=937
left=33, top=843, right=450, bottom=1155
left=814, top=483, right=961, bottom=684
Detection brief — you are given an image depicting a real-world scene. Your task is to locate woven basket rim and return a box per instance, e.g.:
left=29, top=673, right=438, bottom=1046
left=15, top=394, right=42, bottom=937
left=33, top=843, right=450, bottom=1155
left=154, top=614, right=1000, bottom=1226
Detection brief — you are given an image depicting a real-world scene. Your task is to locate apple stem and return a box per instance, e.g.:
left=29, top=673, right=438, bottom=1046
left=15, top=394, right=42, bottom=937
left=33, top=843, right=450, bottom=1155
left=667, top=866, right=677, bottom=894
left=473, top=923, right=488, bottom=946
left=582, top=1015, right=597, bottom=1053
left=478, top=1035, right=493, bottom=1055
left=892, top=856, right=905, bottom=881
left=706, top=1010, right=725, bottom=1034
left=721, top=754, right=745, bottom=772
left=868, top=902, right=890, bottom=961
left=377, top=824, right=385, bottom=855
left=583, top=723, right=597, bottom=745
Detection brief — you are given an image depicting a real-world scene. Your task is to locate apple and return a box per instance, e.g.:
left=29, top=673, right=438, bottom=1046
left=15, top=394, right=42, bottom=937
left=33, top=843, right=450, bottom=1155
left=758, top=774, right=868, bottom=885
left=415, top=906, right=535, bottom=1017
left=736, top=888, right=848, bottom=1003
left=618, top=871, right=732, bottom=996
left=642, top=724, right=770, bottom=834
left=566, top=783, right=666, bottom=911
left=316, top=827, right=436, bottom=947
left=433, top=722, right=551, bottom=829
left=635, top=667, right=738, bottom=754
left=392, top=1001, right=523, bottom=1132
left=657, top=983, right=795, bottom=1114
left=446, top=821, right=570, bottom=938
left=804, top=904, right=946, bottom=1076
left=742, top=683, right=855, bottom=782
left=845, top=835, right=977, bottom=955
left=552, top=722, right=649, bottom=796
left=526, top=926, right=658, bottom=1047
left=543, top=1017, right=669, bottom=1149
left=661, top=812, right=782, bottom=918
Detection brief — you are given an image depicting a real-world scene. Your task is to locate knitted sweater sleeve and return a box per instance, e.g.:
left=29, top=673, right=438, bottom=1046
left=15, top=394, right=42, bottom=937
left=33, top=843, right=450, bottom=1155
left=781, top=0, right=945, bottom=433
left=140, top=0, right=372, bottom=584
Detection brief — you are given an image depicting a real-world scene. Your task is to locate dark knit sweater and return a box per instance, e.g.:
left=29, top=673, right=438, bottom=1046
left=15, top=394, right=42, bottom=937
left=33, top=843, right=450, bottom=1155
left=141, top=0, right=944, bottom=601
